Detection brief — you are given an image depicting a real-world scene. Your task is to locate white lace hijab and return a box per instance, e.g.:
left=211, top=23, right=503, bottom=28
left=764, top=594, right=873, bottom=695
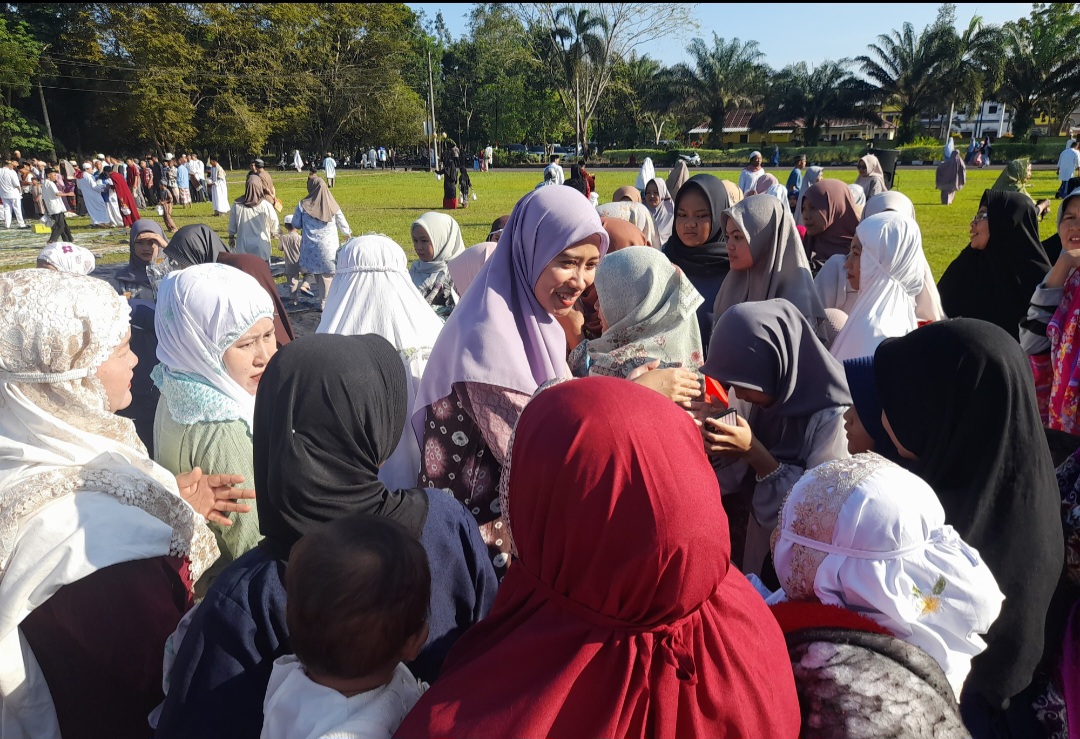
left=153, top=262, right=274, bottom=431
left=773, top=453, right=1004, bottom=700
left=0, top=270, right=217, bottom=737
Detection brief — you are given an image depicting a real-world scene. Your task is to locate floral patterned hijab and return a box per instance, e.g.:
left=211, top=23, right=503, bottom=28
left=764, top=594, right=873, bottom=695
left=569, top=246, right=703, bottom=378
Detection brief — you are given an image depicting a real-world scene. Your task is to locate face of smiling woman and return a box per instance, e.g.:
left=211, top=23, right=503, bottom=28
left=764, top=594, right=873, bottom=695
left=532, top=235, right=603, bottom=317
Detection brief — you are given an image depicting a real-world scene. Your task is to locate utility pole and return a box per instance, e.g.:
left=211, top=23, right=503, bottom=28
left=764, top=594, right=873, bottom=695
left=427, top=47, right=439, bottom=172
left=36, top=45, right=57, bottom=162
left=37, top=80, right=57, bottom=162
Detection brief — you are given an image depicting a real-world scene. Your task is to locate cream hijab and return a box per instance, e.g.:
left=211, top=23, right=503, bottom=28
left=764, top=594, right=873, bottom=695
left=574, top=246, right=703, bottom=378
left=596, top=201, right=660, bottom=248
left=409, top=212, right=467, bottom=296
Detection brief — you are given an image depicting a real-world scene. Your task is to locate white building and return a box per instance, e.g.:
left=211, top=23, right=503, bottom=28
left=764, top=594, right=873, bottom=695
left=923, top=101, right=1013, bottom=139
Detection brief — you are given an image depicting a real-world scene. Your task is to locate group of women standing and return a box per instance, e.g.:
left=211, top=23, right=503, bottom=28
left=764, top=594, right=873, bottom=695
left=0, top=153, right=1077, bottom=739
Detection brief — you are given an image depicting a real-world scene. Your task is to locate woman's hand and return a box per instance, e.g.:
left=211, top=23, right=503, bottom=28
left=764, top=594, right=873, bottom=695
left=1045, top=248, right=1080, bottom=289
left=629, top=360, right=702, bottom=403
left=175, top=467, right=255, bottom=526
left=702, top=411, right=754, bottom=455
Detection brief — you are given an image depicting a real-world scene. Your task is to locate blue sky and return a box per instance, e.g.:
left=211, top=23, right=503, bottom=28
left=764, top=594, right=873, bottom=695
left=407, top=3, right=1036, bottom=69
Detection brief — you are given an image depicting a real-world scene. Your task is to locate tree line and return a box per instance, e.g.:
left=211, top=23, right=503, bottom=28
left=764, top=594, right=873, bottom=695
left=1, top=2, right=1079, bottom=162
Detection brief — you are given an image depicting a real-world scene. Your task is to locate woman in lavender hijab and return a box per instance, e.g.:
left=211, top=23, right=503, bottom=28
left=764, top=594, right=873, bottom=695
left=412, top=185, right=699, bottom=577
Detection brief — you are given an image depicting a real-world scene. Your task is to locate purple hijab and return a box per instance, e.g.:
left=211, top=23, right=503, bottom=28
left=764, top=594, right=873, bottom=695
left=411, top=185, right=609, bottom=440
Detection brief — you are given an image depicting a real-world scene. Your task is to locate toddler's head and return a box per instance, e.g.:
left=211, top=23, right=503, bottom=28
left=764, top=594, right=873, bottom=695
left=286, top=513, right=430, bottom=693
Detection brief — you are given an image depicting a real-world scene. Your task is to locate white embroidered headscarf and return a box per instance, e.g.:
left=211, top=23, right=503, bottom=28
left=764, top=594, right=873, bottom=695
left=0, top=269, right=217, bottom=736
left=152, top=262, right=274, bottom=431
left=830, top=212, right=924, bottom=361
left=409, top=212, right=466, bottom=298
left=773, top=453, right=1004, bottom=700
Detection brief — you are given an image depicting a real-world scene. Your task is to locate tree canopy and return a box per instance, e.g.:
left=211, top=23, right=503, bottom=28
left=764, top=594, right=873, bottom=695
left=3, top=2, right=1080, bottom=158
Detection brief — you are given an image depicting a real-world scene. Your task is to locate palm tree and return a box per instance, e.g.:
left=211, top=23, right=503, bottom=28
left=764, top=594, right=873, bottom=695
left=997, top=8, right=1080, bottom=140
left=752, top=60, right=881, bottom=146
left=617, top=53, right=677, bottom=146
left=936, top=15, right=1003, bottom=140
left=856, top=22, right=952, bottom=144
left=668, top=34, right=765, bottom=146
left=545, top=5, right=608, bottom=156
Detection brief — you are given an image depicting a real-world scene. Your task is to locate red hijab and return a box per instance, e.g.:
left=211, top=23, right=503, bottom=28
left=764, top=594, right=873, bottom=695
left=396, top=376, right=801, bottom=739
left=108, top=171, right=140, bottom=227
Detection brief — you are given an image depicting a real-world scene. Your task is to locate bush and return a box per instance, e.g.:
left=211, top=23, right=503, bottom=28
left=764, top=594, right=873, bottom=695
left=989, top=142, right=1064, bottom=164
left=894, top=145, right=940, bottom=163
left=602, top=144, right=874, bottom=167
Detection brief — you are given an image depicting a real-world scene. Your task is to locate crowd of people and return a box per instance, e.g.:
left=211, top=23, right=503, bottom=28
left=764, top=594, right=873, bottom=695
left=2, top=137, right=1080, bottom=739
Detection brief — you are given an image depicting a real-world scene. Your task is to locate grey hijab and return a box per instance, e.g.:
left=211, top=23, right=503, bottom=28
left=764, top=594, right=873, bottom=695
left=713, top=196, right=830, bottom=345
left=702, top=298, right=851, bottom=463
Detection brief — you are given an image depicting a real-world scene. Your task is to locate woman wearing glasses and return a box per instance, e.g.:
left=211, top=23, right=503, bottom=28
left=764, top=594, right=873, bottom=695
left=937, top=190, right=1052, bottom=340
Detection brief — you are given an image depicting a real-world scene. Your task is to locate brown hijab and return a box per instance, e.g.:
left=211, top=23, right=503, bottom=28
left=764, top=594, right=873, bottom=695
left=300, top=174, right=341, bottom=222
left=612, top=185, right=641, bottom=203
left=237, top=175, right=265, bottom=207
left=802, top=179, right=860, bottom=264
left=217, top=252, right=295, bottom=346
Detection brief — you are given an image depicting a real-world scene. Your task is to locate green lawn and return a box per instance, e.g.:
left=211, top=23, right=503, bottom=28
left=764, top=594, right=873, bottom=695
left=7, top=165, right=1065, bottom=278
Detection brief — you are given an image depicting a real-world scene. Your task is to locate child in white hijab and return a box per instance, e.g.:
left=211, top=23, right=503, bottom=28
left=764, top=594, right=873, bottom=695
left=772, top=453, right=1004, bottom=700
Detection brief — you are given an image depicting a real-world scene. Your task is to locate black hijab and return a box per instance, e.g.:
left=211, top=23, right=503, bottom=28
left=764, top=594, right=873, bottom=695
left=253, top=334, right=429, bottom=560
left=662, top=173, right=732, bottom=276
left=117, top=219, right=166, bottom=285
left=937, top=190, right=1052, bottom=339
left=164, top=224, right=228, bottom=268
left=874, top=318, right=1064, bottom=707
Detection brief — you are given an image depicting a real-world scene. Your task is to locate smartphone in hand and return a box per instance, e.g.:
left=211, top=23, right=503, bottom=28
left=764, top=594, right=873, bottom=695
left=712, top=407, right=739, bottom=429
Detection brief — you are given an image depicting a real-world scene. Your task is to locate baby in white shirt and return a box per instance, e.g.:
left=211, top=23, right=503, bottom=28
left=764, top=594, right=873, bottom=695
left=261, top=513, right=430, bottom=739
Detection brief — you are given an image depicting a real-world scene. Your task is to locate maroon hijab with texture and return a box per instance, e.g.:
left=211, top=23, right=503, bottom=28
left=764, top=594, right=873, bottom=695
left=396, top=377, right=801, bottom=739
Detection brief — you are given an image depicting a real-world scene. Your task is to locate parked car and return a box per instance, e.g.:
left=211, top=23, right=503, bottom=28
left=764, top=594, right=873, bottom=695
left=678, top=152, right=702, bottom=167
left=527, top=145, right=547, bottom=156
left=504, top=143, right=527, bottom=154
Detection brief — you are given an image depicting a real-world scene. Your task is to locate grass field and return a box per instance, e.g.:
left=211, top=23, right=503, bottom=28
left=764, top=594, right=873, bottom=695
left=1, top=165, right=1064, bottom=278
